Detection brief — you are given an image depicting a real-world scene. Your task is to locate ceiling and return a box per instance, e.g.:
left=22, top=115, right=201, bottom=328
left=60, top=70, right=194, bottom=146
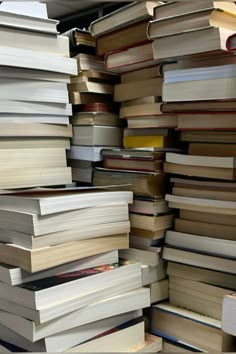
left=44, top=1, right=129, bottom=19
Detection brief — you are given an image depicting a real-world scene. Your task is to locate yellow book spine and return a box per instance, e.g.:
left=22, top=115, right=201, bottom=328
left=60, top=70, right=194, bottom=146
left=124, top=136, right=165, bottom=148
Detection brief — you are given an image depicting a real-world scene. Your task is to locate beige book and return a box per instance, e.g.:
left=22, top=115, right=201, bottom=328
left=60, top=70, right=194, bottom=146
left=181, top=131, right=236, bottom=143
left=0, top=123, right=72, bottom=137
left=142, top=262, right=166, bottom=286
left=114, top=78, right=163, bottom=102
left=0, top=234, right=129, bottom=273
left=121, top=96, right=161, bottom=107
left=152, top=27, right=233, bottom=61
left=120, top=103, right=163, bottom=118
left=72, top=112, right=119, bottom=126
left=120, top=247, right=161, bottom=267
left=72, top=126, right=123, bottom=146
left=70, top=92, right=111, bottom=105
left=222, top=294, right=236, bottom=336
left=67, top=322, right=145, bottom=353
left=0, top=138, right=70, bottom=149
left=173, top=186, right=236, bottom=202
left=180, top=209, right=236, bottom=226
left=130, top=213, right=174, bottom=232
left=69, top=81, right=114, bottom=95
left=147, top=279, right=169, bottom=304
left=177, top=113, right=236, bottom=130
left=121, top=65, right=161, bottom=83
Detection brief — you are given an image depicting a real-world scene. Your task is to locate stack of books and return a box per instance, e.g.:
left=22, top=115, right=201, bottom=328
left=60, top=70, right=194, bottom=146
left=67, top=34, right=123, bottom=185
left=0, top=188, right=161, bottom=352
left=90, top=1, right=180, bottom=331
left=0, top=3, right=78, bottom=189
left=148, top=1, right=236, bottom=352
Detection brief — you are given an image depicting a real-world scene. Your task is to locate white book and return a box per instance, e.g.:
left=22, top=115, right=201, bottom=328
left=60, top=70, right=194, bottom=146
left=0, top=67, right=70, bottom=83
left=0, top=310, right=142, bottom=352
left=222, top=294, right=236, bottom=336
left=0, top=78, right=68, bottom=103
left=0, top=288, right=150, bottom=341
left=68, top=146, right=115, bottom=162
left=0, top=27, right=69, bottom=56
left=0, top=251, right=118, bottom=286
left=0, top=115, right=69, bottom=124
left=0, top=2, right=48, bottom=19
left=0, top=100, right=72, bottom=115
left=0, top=10, right=57, bottom=34
left=0, top=46, right=77, bottom=75
left=0, top=190, right=133, bottom=215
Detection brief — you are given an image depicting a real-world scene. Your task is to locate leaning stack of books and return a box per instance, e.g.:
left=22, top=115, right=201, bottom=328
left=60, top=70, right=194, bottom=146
left=0, top=188, right=160, bottom=352
left=67, top=33, right=122, bottom=185
left=0, top=3, right=77, bottom=189
left=90, top=1, right=180, bottom=331
left=148, top=1, right=236, bottom=352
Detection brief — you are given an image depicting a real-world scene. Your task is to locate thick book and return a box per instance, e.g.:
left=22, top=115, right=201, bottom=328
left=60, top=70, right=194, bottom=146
left=121, top=65, right=161, bottom=83
left=97, top=20, right=150, bottom=56
left=72, top=126, right=123, bottom=147
left=176, top=112, right=236, bottom=130
left=167, top=262, right=236, bottom=290
left=74, top=53, right=107, bottom=73
left=72, top=112, right=119, bottom=126
left=68, top=145, right=117, bottom=162
left=0, top=123, right=72, bottom=137
left=148, top=8, right=236, bottom=40
left=0, top=115, right=69, bottom=125
left=180, top=131, right=236, bottom=143
left=222, top=294, right=236, bottom=336
left=93, top=168, right=166, bottom=199
left=105, top=43, right=158, bottom=74
left=70, top=92, right=112, bottom=105
left=90, top=1, right=160, bottom=37
left=0, top=251, right=118, bottom=286
left=0, top=310, right=141, bottom=352
left=0, top=288, right=150, bottom=342
left=0, top=234, right=129, bottom=273
left=124, top=132, right=173, bottom=149
left=130, top=198, right=170, bottom=215
left=120, top=248, right=161, bottom=267
left=152, top=302, right=236, bottom=352
left=103, top=156, right=163, bottom=172
left=130, top=213, right=174, bottom=232
left=162, top=100, right=236, bottom=113
left=189, top=143, right=236, bottom=157
left=152, top=27, right=234, bottom=61
left=69, top=81, right=114, bottom=95
left=0, top=100, right=72, bottom=115
left=126, top=115, right=177, bottom=129
left=114, top=77, right=163, bottom=102
left=154, top=0, right=236, bottom=19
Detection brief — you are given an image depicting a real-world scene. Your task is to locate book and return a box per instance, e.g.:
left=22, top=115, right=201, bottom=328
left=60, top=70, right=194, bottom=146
left=166, top=194, right=236, bottom=214
left=69, top=81, right=114, bottom=95
left=129, top=333, right=162, bottom=353
left=0, top=310, right=142, bottom=352
left=120, top=248, right=161, bottom=267
left=152, top=302, right=236, bottom=352
left=103, top=156, right=163, bottom=172
left=0, top=1, right=48, bottom=19
left=72, top=126, right=123, bottom=146
left=147, top=279, right=169, bottom=304
left=74, top=53, right=107, bottom=73
left=154, top=0, right=236, bottom=19
left=71, top=71, right=119, bottom=85
left=130, top=213, right=174, bottom=232
left=162, top=100, right=236, bottom=113
left=124, top=134, right=173, bottom=149
left=97, top=20, right=150, bottom=56
left=176, top=112, right=236, bottom=130
left=0, top=263, right=141, bottom=317
left=0, top=46, right=77, bottom=74
left=0, top=100, right=72, bottom=115
left=114, top=77, right=163, bottom=102
left=163, top=77, right=236, bottom=102
left=0, top=10, right=58, bottom=34
left=122, top=96, right=161, bottom=108
left=68, top=146, right=117, bottom=162
left=131, top=228, right=165, bottom=241
left=162, top=339, right=201, bottom=353
left=72, top=112, right=119, bottom=126
left=0, top=288, right=150, bottom=342
left=142, top=263, right=166, bottom=286
left=163, top=246, right=236, bottom=274
left=130, top=198, right=170, bottom=215
left=0, top=251, right=118, bottom=286
left=127, top=115, right=178, bottom=129
left=169, top=276, right=232, bottom=320
left=181, top=130, right=236, bottom=143
left=63, top=28, right=95, bottom=52
left=148, top=8, right=236, bottom=40
left=0, top=190, right=132, bottom=215
left=102, top=147, right=179, bottom=159
left=0, top=221, right=130, bottom=250
left=167, top=262, right=236, bottom=289
left=69, top=160, right=95, bottom=183
left=0, top=234, right=128, bottom=273
left=0, top=115, right=69, bottom=125
left=180, top=209, right=236, bottom=226
left=222, top=294, right=236, bottom=336
left=0, top=27, right=69, bottom=56
left=121, top=65, right=161, bottom=83
left=166, top=230, right=236, bottom=260
left=105, top=43, right=158, bottom=74
left=152, top=27, right=234, bottom=61
left=120, top=102, right=163, bottom=118
left=70, top=92, right=112, bottom=105
left=189, top=143, right=236, bottom=157
left=0, top=78, right=69, bottom=103
left=90, top=2, right=160, bottom=37
left=67, top=321, right=145, bottom=353
left=93, top=168, right=166, bottom=198
left=130, top=235, right=162, bottom=251
left=0, top=167, right=71, bottom=190
left=0, top=123, right=72, bottom=137
left=0, top=138, right=70, bottom=150
left=0, top=203, right=129, bottom=236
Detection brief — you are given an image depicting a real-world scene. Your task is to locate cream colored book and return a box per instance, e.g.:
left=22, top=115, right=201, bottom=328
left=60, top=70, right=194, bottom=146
left=130, top=213, right=174, bottom=232
left=0, top=115, right=69, bottom=124
left=0, top=67, right=70, bottom=83
left=222, top=294, right=236, bottom=336
left=0, top=288, right=150, bottom=342
left=0, top=138, right=70, bottom=149
left=0, top=100, right=72, bottom=115
left=0, top=234, right=129, bottom=272
left=72, top=126, right=123, bottom=147
left=0, top=123, right=72, bottom=137
left=67, top=322, right=145, bottom=353
left=147, top=279, right=169, bottom=304
left=142, top=262, right=166, bottom=286
left=69, top=81, right=114, bottom=95
left=120, top=247, right=161, bottom=267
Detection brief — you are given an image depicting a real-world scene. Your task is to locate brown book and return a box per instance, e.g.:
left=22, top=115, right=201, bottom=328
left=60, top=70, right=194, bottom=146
left=130, top=213, right=174, bottom=232
left=188, top=143, right=236, bottom=157
left=162, top=100, right=236, bottom=113
left=121, top=65, right=161, bottom=84
left=69, top=92, right=112, bottom=105
left=180, top=131, right=236, bottom=143
left=177, top=112, right=236, bottom=130
left=97, top=20, right=150, bottom=56
left=180, top=209, right=236, bottom=227
left=103, top=156, right=163, bottom=173
left=93, top=168, right=166, bottom=199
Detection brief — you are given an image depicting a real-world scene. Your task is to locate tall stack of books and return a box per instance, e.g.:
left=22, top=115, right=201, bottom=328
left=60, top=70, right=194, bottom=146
left=66, top=31, right=122, bottom=185
left=0, top=3, right=78, bottom=189
left=148, top=1, right=236, bottom=352
left=90, top=1, right=179, bottom=330
left=0, top=188, right=161, bottom=352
